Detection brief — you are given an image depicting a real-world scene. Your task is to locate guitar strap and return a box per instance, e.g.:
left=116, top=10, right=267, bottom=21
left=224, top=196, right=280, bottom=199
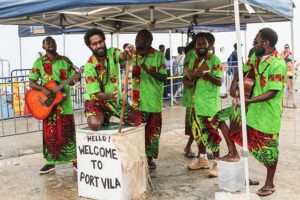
left=196, top=57, right=207, bottom=71
left=247, top=57, right=270, bottom=79
left=258, top=63, right=271, bottom=76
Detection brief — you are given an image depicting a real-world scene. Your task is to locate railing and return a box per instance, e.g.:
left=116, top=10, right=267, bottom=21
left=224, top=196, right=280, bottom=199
left=0, top=74, right=86, bottom=137
left=0, top=64, right=296, bottom=137
left=11, top=68, right=31, bottom=77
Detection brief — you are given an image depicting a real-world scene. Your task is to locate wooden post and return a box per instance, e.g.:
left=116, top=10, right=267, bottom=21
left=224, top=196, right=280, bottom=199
left=118, top=60, right=130, bottom=133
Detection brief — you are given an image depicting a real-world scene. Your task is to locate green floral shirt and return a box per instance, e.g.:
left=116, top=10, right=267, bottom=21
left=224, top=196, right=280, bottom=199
left=83, top=48, right=122, bottom=101
left=244, top=50, right=287, bottom=134
left=131, top=47, right=167, bottom=112
left=29, top=54, right=76, bottom=114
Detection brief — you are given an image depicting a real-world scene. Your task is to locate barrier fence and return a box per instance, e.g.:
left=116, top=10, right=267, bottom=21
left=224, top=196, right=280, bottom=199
left=0, top=73, right=86, bottom=137
left=0, top=65, right=296, bottom=137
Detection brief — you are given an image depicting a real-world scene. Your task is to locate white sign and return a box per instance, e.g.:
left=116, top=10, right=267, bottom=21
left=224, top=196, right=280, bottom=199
left=77, top=128, right=131, bottom=200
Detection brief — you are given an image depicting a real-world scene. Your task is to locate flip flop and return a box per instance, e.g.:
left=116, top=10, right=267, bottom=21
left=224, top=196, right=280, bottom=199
left=249, top=179, right=259, bottom=186
left=257, top=187, right=275, bottom=197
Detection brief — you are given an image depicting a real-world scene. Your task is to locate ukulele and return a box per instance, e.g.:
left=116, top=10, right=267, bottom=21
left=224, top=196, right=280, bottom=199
left=244, top=65, right=256, bottom=99
left=25, top=67, right=81, bottom=120
left=183, top=59, right=209, bottom=88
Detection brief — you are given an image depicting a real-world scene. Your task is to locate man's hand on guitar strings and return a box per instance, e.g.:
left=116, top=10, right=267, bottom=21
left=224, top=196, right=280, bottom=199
left=42, top=87, right=54, bottom=98
left=202, top=71, right=212, bottom=79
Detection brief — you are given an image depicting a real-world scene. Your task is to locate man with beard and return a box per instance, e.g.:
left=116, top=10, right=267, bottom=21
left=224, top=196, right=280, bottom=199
left=131, top=29, right=167, bottom=169
left=29, top=36, right=81, bottom=174
left=83, top=28, right=141, bottom=131
left=182, top=32, right=222, bottom=177
left=214, top=28, right=286, bottom=197
left=183, top=33, right=216, bottom=159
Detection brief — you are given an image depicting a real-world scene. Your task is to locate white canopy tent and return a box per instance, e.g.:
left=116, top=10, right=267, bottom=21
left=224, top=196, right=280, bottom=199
left=0, top=0, right=293, bottom=31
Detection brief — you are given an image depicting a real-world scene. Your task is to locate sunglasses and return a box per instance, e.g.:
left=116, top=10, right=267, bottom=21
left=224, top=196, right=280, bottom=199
left=253, top=40, right=266, bottom=45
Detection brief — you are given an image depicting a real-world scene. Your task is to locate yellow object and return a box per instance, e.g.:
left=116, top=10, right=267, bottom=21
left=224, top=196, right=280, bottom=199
left=12, top=78, right=24, bottom=116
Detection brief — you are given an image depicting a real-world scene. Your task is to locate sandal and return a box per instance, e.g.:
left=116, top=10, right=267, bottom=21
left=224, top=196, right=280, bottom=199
left=257, top=187, right=275, bottom=197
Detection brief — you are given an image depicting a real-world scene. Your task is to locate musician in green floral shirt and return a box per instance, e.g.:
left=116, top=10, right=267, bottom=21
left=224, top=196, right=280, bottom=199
left=182, top=32, right=222, bottom=177
left=213, top=28, right=286, bottom=197
left=29, top=36, right=80, bottom=174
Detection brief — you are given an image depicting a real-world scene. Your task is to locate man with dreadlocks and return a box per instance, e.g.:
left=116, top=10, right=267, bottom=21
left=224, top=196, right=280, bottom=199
left=182, top=32, right=223, bottom=177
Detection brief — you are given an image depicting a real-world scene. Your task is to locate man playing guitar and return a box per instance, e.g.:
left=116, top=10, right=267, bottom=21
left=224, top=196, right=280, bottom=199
left=182, top=32, right=223, bottom=177
left=28, top=36, right=80, bottom=174
left=213, top=28, right=287, bottom=197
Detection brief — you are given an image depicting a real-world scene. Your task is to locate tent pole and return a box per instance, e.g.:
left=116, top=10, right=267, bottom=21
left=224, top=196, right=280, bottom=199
left=19, top=37, right=23, bottom=71
left=234, top=0, right=250, bottom=199
left=62, top=33, right=66, bottom=56
left=290, top=21, right=297, bottom=145
left=169, top=30, right=174, bottom=107
left=117, top=31, right=120, bottom=48
left=110, top=32, right=113, bottom=47
left=244, top=30, right=247, bottom=60
left=181, top=31, right=184, bottom=46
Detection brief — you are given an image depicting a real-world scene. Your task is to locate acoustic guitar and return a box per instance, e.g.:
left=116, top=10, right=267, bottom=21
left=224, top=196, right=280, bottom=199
left=183, top=59, right=209, bottom=88
left=25, top=69, right=81, bottom=120
left=229, top=67, right=256, bottom=137
left=243, top=67, right=256, bottom=98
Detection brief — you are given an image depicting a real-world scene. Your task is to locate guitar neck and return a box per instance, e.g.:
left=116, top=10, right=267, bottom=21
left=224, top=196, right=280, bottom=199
left=52, top=66, right=82, bottom=93
left=52, top=78, right=73, bottom=93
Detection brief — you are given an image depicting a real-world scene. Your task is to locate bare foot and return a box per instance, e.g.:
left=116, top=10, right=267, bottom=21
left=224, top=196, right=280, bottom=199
left=217, top=153, right=240, bottom=162
left=257, top=185, right=275, bottom=197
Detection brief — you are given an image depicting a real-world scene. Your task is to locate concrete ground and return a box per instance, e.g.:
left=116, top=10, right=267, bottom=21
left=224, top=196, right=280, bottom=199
left=1, top=91, right=300, bottom=200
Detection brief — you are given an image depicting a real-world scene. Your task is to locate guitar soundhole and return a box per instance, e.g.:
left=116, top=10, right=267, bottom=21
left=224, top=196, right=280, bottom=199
left=44, top=95, right=56, bottom=107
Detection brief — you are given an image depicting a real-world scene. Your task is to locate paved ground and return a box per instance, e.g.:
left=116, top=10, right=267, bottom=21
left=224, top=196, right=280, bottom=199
left=0, top=89, right=300, bottom=200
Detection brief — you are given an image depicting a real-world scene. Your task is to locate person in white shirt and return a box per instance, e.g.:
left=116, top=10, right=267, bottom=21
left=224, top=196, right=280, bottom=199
left=173, top=46, right=185, bottom=103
